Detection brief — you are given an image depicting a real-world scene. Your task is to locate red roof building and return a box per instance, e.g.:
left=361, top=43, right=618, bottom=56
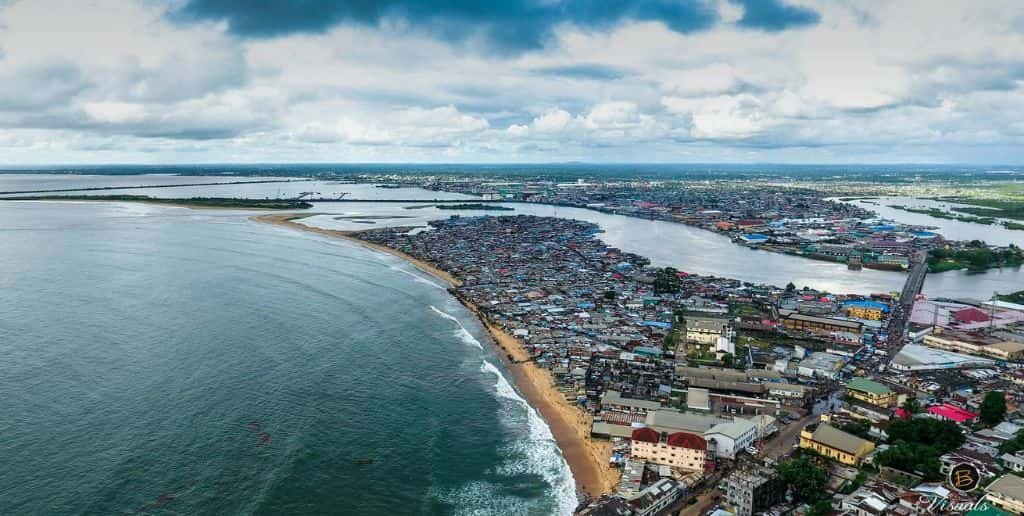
left=666, top=432, right=707, bottom=450
left=952, top=307, right=990, bottom=324
left=631, top=427, right=660, bottom=444
left=927, top=404, right=978, bottom=424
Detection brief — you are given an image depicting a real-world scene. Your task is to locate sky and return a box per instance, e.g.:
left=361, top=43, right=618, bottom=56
left=1, top=0, right=1023, bottom=165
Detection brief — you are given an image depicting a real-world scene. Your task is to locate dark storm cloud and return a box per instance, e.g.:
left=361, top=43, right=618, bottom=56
left=530, top=63, right=628, bottom=80
left=174, top=0, right=719, bottom=53
left=730, top=0, right=820, bottom=31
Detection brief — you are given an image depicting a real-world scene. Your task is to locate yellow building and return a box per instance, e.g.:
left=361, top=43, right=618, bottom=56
left=845, top=305, right=885, bottom=320
left=845, top=378, right=897, bottom=408
left=799, top=424, right=875, bottom=466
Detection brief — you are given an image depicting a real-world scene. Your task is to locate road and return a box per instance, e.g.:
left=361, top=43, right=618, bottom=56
left=885, top=251, right=927, bottom=362
left=763, top=414, right=816, bottom=460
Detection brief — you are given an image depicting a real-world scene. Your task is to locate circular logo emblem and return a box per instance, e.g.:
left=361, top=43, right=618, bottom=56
left=948, top=462, right=981, bottom=492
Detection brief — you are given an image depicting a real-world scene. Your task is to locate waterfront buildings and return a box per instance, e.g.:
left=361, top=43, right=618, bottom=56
left=799, top=423, right=875, bottom=465
left=844, top=300, right=890, bottom=320
left=924, top=330, right=1024, bottom=361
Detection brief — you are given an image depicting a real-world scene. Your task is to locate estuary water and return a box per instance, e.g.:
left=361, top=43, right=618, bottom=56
left=0, top=201, right=575, bottom=515
left=298, top=201, right=1022, bottom=299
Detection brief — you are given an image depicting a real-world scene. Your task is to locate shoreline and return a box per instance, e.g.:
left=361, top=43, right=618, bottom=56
left=253, top=213, right=618, bottom=499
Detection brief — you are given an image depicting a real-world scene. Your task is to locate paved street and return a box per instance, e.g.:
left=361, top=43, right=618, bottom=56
left=764, top=414, right=815, bottom=460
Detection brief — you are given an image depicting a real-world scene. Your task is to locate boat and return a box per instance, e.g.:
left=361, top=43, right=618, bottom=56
left=354, top=458, right=374, bottom=465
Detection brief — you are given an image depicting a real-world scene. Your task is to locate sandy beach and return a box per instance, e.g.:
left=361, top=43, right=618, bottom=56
left=254, top=212, right=618, bottom=498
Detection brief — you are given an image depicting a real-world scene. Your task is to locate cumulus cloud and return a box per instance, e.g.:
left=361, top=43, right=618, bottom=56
left=0, top=0, right=1023, bottom=164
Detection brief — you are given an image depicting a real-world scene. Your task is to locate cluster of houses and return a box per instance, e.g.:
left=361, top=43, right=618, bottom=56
left=412, top=178, right=957, bottom=271
left=355, top=214, right=1024, bottom=516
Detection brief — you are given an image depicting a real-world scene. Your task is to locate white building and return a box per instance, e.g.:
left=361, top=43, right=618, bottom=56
left=704, top=419, right=758, bottom=460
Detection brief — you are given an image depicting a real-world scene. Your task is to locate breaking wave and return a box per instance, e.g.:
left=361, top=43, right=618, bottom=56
left=429, top=305, right=483, bottom=350
left=389, top=264, right=445, bottom=290
left=479, top=361, right=578, bottom=516
left=427, top=305, right=576, bottom=514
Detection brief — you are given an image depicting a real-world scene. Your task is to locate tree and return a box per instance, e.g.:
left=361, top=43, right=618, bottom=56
left=806, top=500, right=833, bottom=516
left=603, top=290, right=616, bottom=300
left=721, top=353, right=734, bottom=368
left=900, top=398, right=922, bottom=415
left=785, top=282, right=796, bottom=293
left=653, top=267, right=681, bottom=294
left=875, top=443, right=943, bottom=480
left=777, top=457, right=828, bottom=503
left=841, top=419, right=871, bottom=439
left=887, top=418, right=965, bottom=453
left=980, top=391, right=1007, bottom=426
left=1000, top=429, right=1024, bottom=454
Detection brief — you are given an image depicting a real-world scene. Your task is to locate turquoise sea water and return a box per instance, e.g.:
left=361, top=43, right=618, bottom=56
left=0, top=201, right=575, bottom=515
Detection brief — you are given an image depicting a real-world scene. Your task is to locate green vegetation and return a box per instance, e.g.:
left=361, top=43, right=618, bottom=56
left=806, top=500, right=833, bottom=516
left=841, top=419, right=871, bottom=439
left=980, top=391, right=1007, bottom=426
left=901, top=398, right=922, bottom=415
left=777, top=456, right=828, bottom=504
left=876, top=443, right=944, bottom=480
left=721, top=353, right=735, bottom=368
left=998, top=290, right=1024, bottom=304
left=890, top=205, right=996, bottom=224
left=927, top=244, right=1024, bottom=272
left=875, top=418, right=965, bottom=480
left=435, top=203, right=514, bottom=211
left=1005, top=221, right=1024, bottom=231
left=653, top=267, right=681, bottom=294
left=3, top=195, right=313, bottom=210
left=948, top=198, right=1024, bottom=221
left=1000, top=429, right=1024, bottom=455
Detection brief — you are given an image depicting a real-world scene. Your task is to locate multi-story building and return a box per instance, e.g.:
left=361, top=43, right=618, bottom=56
left=924, top=330, right=1024, bottom=361
left=985, top=474, right=1024, bottom=515
left=722, top=463, right=784, bottom=516
left=799, top=423, right=875, bottom=465
left=626, top=478, right=684, bottom=516
left=704, top=419, right=758, bottom=460
left=781, top=311, right=863, bottom=337
left=685, top=317, right=734, bottom=346
left=843, top=300, right=889, bottom=321
left=630, top=427, right=708, bottom=472
left=845, top=378, right=897, bottom=408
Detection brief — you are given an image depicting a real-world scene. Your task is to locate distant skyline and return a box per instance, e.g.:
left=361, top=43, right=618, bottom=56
left=2, top=1, right=1023, bottom=164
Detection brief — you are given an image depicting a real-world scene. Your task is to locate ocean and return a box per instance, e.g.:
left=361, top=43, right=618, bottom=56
left=0, top=201, right=575, bottom=515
